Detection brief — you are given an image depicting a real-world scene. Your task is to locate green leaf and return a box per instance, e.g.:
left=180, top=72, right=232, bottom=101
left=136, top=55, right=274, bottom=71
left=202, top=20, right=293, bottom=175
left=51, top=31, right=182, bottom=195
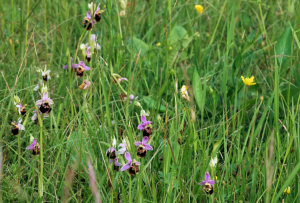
left=126, top=37, right=149, bottom=56
left=167, top=25, right=193, bottom=66
left=275, top=26, right=292, bottom=66
left=143, top=96, right=166, bottom=112
left=168, top=25, right=192, bottom=49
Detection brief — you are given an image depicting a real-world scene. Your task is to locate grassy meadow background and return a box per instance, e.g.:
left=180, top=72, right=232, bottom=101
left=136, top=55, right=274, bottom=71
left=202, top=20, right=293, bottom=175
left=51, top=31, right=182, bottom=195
left=0, top=0, right=299, bottom=202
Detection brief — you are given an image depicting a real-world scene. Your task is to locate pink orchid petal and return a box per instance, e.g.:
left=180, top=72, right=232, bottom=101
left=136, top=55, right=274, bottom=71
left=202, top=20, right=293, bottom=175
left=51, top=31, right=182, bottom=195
left=199, top=181, right=206, bottom=186
left=143, top=144, right=153, bottom=151
left=124, top=152, right=132, bottom=162
left=141, top=115, right=147, bottom=123
left=205, top=172, right=211, bottom=181
left=121, top=163, right=131, bottom=171
left=142, top=136, right=149, bottom=144
left=134, top=141, right=143, bottom=146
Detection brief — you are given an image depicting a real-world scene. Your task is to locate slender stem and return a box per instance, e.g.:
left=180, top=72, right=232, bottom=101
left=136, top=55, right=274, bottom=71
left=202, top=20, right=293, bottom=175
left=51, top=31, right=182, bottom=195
left=18, top=133, right=21, bottom=184
left=37, top=111, right=44, bottom=198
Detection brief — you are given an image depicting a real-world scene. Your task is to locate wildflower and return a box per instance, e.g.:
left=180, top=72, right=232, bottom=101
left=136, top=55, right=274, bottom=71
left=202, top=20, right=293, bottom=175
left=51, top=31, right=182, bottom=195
left=120, top=10, right=126, bottom=16
left=83, top=11, right=94, bottom=31
left=180, top=85, right=190, bottom=101
left=128, top=94, right=137, bottom=104
left=134, top=136, right=153, bottom=158
left=27, top=138, right=40, bottom=155
left=37, top=68, right=51, bottom=82
left=284, top=186, right=291, bottom=195
left=11, top=119, right=25, bottom=135
left=79, top=79, right=91, bottom=90
left=36, top=92, right=54, bottom=114
left=15, top=103, right=26, bottom=115
left=241, top=76, right=256, bottom=86
left=72, top=61, right=91, bottom=77
left=32, top=110, right=48, bottom=123
left=199, top=172, right=215, bottom=195
left=156, top=42, right=161, bottom=47
left=86, top=47, right=91, bottom=62
left=140, top=109, right=149, bottom=117
left=89, top=34, right=101, bottom=50
left=134, top=101, right=142, bottom=108
left=109, top=158, right=122, bottom=171
left=169, top=46, right=173, bottom=50
left=118, top=139, right=127, bottom=154
left=106, top=147, right=117, bottom=160
left=138, top=115, right=152, bottom=137
left=88, top=2, right=97, bottom=12
left=121, top=152, right=140, bottom=175
left=14, top=95, right=20, bottom=104
left=195, top=5, right=204, bottom=14
left=119, top=0, right=127, bottom=10
left=94, top=4, right=104, bottom=22
left=209, top=156, right=218, bottom=168
left=34, top=83, right=40, bottom=91
left=118, top=77, right=128, bottom=82
left=120, top=94, right=137, bottom=104
left=260, top=96, right=264, bottom=102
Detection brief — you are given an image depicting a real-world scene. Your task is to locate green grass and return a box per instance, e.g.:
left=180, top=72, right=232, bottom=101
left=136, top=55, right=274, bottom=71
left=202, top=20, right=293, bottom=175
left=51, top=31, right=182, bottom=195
left=0, top=0, right=299, bottom=202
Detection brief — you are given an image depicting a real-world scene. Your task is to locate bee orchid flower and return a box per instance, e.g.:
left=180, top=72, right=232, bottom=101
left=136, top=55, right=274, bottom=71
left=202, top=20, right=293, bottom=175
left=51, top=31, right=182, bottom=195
left=83, top=11, right=94, bottom=31
left=36, top=92, right=54, bottom=114
left=72, top=61, right=90, bottom=77
left=134, top=136, right=153, bottom=158
left=109, top=158, right=122, bottom=171
left=121, top=152, right=140, bottom=175
left=106, top=147, right=117, bottom=160
left=199, top=172, right=215, bottom=195
left=11, top=118, right=25, bottom=135
left=138, top=115, right=152, bottom=137
left=27, top=138, right=40, bottom=155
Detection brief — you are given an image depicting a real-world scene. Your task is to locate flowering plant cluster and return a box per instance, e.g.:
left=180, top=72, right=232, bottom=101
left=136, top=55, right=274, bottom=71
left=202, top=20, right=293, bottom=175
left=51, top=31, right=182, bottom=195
left=105, top=114, right=154, bottom=176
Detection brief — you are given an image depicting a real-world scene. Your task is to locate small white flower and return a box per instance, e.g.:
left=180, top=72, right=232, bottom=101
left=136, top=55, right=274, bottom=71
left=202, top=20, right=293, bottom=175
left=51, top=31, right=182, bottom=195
left=17, top=119, right=25, bottom=131
left=88, top=2, right=96, bottom=12
left=180, top=85, right=190, bottom=101
left=209, top=156, right=218, bottom=168
left=118, top=139, right=127, bottom=154
left=119, top=10, right=126, bottom=17
left=112, top=138, right=117, bottom=147
left=34, top=83, right=39, bottom=91
left=134, top=101, right=142, bottom=108
left=80, top=43, right=86, bottom=50
left=14, top=95, right=20, bottom=104
left=140, top=110, right=149, bottom=117
left=119, top=0, right=127, bottom=10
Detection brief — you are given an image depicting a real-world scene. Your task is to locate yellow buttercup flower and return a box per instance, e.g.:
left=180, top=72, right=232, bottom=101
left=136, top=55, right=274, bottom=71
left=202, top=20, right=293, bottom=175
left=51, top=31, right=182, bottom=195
left=195, top=5, right=203, bottom=14
left=156, top=42, right=161, bottom=47
left=284, top=186, right=291, bottom=195
left=169, top=46, right=173, bottom=50
left=241, top=76, right=256, bottom=86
